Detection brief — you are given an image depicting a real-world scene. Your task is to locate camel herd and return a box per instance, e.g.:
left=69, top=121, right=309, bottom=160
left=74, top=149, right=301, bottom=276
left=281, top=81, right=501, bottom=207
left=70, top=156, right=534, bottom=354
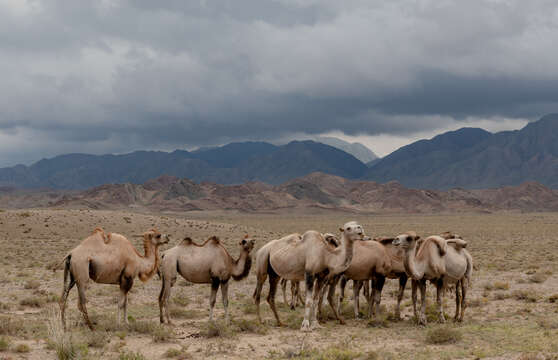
left=56, top=221, right=473, bottom=333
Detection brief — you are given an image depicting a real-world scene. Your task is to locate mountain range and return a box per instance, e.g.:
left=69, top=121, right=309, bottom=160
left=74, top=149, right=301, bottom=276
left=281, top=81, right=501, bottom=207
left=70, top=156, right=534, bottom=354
left=1, top=114, right=558, bottom=190
left=3, top=172, right=558, bottom=213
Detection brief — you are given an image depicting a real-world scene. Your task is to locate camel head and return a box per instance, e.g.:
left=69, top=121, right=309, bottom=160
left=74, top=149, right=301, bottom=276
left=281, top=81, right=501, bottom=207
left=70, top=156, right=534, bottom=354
left=392, top=231, right=421, bottom=250
left=322, top=233, right=340, bottom=247
left=240, top=235, right=256, bottom=253
left=339, top=221, right=365, bottom=242
left=440, top=231, right=462, bottom=240
left=143, top=229, right=170, bottom=247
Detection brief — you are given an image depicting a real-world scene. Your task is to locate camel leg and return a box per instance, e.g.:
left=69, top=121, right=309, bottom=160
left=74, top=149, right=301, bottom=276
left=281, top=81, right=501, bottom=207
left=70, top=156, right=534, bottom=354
left=326, top=276, right=344, bottom=325
left=418, top=279, right=427, bottom=325
left=411, top=279, right=418, bottom=321
left=253, top=273, right=266, bottom=324
left=301, top=272, right=314, bottom=331
left=158, top=273, right=175, bottom=325
left=372, top=276, right=385, bottom=318
left=317, top=282, right=326, bottom=320
left=296, top=281, right=304, bottom=306
left=221, top=280, right=230, bottom=324
left=76, top=283, right=94, bottom=331
left=118, top=275, right=133, bottom=326
left=209, top=277, right=220, bottom=322
left=290, top=281, right=297, bottom=309
left=395, top=275, right=407, bottom=319
left=459, top=279, right=467, bottom=322
left=281, top=279, right=288, bottom=307
left=267, top=272, right=282, bottom=327
left=454, top=279, right=461, bottom=322
left=311, top=275, right=326, bottom=329
left=436, top=278, right=445, bottom=323
left=353, top=281, right=361, bottom=319
left=59, top=259, right=75, bottom=331
left=363, top=280, right=370, bottom=302
left=368, top=279, right=376, bottom=317
left=337, top=276, right=348, bottom=315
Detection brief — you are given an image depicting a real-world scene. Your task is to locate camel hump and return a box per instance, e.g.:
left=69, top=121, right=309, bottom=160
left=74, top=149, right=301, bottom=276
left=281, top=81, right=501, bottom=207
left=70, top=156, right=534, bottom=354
left=447, top=238, right=467, bottom=250
left=92, top=227, right=111, bottom=244
left=429, top=236, right=448, bottom=256
left=203, top=236, right=220, bottom=246
left=180, top=237, right=194, bottom=246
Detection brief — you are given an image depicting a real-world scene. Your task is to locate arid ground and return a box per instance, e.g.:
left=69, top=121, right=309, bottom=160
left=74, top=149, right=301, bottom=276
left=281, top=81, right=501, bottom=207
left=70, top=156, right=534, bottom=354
left=1, top=209, right=558, bottom=359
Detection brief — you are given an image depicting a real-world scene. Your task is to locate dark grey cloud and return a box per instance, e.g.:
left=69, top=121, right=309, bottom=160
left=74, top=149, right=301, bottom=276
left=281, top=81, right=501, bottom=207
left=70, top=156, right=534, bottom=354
left=0, top=0, right=557, bottom=166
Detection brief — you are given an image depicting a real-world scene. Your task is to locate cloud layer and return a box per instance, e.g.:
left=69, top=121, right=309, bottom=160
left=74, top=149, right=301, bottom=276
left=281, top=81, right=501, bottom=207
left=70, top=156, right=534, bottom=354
left=0, top=0, right=556, bottom=165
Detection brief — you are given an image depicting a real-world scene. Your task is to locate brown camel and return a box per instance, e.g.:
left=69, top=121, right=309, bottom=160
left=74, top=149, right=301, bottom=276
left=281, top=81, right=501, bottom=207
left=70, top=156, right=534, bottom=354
left=253, top=222, right=363, bottom=331
left=393, top=233, right=472, bottom=325
left=159, top=235, right=255, bottom=324
left=58, top=228, right=169, bottom=330
left=337, top=235, right=409, bottom=319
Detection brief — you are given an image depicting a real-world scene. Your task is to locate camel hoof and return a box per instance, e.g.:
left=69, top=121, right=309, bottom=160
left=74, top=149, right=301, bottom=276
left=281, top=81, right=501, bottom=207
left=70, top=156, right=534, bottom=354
left=310, top=322, right=323, bottom=330
left=439, top=316, right=446, bottom=324
left=300, top=319, right=311, bottom=332
left=338, top=319, right=346, bottom=325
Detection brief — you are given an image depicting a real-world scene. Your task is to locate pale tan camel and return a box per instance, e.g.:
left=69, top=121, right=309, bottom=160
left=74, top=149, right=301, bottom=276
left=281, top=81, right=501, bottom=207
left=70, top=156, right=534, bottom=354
left=58, top=228, right=169, bottom=330
left=159, top=235, right=255, bottom=324
left=393, top=233, right=472, bottom=325
left=253, top=222, right=364, bottom=331
left=280, top=233, right=339, bottom=310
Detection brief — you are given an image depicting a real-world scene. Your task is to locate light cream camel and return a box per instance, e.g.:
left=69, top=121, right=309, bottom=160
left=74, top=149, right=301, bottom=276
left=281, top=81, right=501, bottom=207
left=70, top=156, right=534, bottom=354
left=253, top=222, right=364, bottom=331
left=393, top=233, right=472, bottom=325
left=280, top=233, right=338, bottom=310
left=58, top=228, right=169, bottom=330
left=159, top=235, right=255, bottom=324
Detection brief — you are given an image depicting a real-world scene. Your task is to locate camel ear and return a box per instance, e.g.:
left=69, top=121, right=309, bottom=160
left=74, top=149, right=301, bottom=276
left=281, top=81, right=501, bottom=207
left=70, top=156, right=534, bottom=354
left=339, top=228, right=344, bottom=232
left=244, top=234, right=249, bottom=239
left=414, top=235, right=421, bottom=241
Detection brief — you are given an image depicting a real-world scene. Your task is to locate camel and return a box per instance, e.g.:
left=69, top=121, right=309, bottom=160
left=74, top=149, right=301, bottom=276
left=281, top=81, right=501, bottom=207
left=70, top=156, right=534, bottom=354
left=393, top=232, right=472, bottom=325
left=284, top=233, right=339, bottom=310
left=159, top=235, right=255, bottom=325
left=337, top=235, right=409, bottom=319
left=58, top=228, right=169, bottom=330
left=253, top=222, right=364, bottom=331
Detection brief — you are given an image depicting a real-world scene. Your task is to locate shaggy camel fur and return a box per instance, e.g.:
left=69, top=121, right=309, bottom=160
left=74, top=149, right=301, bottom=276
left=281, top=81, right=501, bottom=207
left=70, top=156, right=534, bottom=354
left=159, top=235, right=255, bottom=324
left=393, top=233, right=472, bottom=325
left=280, top=233, right=339, bottom=310
left=253, top=223, right=363, bottom=331
left=58, top=228, right=169, bottom=330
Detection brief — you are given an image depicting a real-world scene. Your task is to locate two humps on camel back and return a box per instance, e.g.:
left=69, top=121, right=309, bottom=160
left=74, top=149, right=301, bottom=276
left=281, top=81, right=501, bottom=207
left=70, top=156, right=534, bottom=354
left=56, top=227, right=170, bottom=330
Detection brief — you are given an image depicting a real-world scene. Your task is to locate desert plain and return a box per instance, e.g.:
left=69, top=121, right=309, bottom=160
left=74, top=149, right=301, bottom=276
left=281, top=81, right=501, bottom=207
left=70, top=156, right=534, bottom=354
left=1, top=208, right=558, bottom=360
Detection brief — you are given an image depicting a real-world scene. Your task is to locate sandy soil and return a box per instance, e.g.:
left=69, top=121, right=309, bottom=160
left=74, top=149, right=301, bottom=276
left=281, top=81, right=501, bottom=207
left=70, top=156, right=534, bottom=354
left=0, top=209, right=557, bottom=360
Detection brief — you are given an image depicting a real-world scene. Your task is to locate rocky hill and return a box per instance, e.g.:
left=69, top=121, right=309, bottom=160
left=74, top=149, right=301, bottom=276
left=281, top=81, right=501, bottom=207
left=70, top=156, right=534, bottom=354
left=6, top=173, right=557, bottom=213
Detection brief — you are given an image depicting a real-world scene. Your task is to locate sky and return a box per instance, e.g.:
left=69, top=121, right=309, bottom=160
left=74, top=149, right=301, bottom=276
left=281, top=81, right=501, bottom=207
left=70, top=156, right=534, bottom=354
left=0, top=0, right=557, bottom=166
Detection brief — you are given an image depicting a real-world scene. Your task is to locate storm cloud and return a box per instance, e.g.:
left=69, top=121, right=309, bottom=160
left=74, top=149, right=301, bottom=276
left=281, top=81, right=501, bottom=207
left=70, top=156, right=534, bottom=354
left=0, top=0, right=557, bottom=165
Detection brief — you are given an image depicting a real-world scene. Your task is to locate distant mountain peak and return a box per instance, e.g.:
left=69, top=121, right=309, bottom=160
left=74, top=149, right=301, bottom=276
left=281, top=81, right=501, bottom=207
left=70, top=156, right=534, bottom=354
left=313, top=136, right=377, bottom=163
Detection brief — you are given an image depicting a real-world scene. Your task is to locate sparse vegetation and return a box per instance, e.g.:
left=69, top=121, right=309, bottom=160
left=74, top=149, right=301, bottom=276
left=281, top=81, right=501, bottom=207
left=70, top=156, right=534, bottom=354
left=425, top=326, right=462, bottom=344
left=0, top=336, right=10, bottom=351
left=15, top=343, right=30, bottom=353
left=118, top=351, right=147, bottom=360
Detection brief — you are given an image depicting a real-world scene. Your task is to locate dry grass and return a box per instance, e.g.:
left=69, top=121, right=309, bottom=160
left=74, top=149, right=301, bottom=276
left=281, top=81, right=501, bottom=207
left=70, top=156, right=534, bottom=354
left=2, top=209, right=558, bottom=359
left=425, top=326, right=463, bottom=344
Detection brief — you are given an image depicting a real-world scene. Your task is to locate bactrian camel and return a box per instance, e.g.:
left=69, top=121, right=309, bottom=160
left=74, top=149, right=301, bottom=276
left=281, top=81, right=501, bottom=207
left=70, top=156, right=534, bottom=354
left=159, top=235, right=255, bottom=324
left=253, top=222, right=363, bottom=331
left=58, top=228, right=169, bottom=330
left=393, top=232, right=472, bottom=325
left=337, top=235, right=409, bottom=319
left=283, top=233, right=339, bottom=310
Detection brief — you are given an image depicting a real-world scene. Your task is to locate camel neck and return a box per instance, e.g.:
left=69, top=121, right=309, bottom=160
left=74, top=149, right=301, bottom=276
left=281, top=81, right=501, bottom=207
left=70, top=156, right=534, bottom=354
left=332, top=235, right=354, bottom=275
left=403, top=243, right=424, bottom=280
left=231, top=249, right=252, bottom=281
left=138, top=240, right=158, bottom=282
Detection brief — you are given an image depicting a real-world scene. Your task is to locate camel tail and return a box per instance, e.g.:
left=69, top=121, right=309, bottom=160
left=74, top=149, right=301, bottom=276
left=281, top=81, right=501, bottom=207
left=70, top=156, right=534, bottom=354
left=52, top=253, right=71, bottom=272
left=62, top=255, right=71, bottom=284
left=465, top=250, right=473, bottom=289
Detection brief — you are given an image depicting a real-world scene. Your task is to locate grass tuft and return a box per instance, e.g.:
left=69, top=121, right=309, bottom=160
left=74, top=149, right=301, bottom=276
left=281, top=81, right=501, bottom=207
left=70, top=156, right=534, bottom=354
left=425, top=326, right=462, bottom=344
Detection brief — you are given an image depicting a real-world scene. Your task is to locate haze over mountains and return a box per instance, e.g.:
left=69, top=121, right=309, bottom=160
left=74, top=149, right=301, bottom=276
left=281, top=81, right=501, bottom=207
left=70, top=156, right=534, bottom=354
left=0, top=114, right=557, bottom=190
